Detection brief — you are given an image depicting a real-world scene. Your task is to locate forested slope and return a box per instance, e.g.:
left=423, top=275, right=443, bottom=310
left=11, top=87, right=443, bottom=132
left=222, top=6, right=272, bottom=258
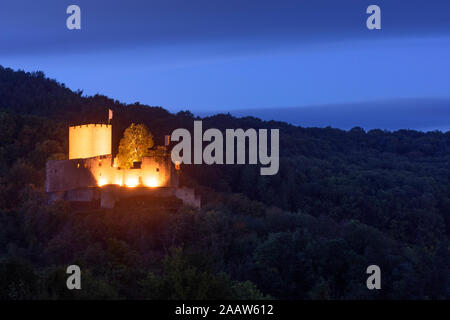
left=0, top=66, right=448, bottom=299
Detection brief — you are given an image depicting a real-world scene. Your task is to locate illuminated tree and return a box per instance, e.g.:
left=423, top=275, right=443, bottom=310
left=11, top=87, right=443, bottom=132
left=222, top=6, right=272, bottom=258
left=118, top=123, right=154, bottom=168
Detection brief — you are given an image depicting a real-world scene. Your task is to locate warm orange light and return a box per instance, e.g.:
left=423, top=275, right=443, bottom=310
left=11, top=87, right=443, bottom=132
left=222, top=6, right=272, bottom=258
left=125, top=176, right=139, bottom=187
left=144, top=177, right=159, bottom=188
left=115, top=177, right=123, bottom=186
left=98, top=177, right=108, bottom=187
left=69, top=124, right=112, bottom=160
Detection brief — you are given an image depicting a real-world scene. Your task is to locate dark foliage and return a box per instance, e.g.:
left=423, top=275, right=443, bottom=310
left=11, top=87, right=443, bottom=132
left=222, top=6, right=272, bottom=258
left=0, top=66, right=448, bottom=299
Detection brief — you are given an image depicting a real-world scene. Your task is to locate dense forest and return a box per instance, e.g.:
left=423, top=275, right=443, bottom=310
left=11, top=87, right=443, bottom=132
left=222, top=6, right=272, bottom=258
left=0, top=66, right=448, bottom=299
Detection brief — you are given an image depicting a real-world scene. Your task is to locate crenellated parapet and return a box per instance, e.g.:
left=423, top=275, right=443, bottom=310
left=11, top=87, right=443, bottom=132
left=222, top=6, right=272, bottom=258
left=46, top=123, right=198, bottom=209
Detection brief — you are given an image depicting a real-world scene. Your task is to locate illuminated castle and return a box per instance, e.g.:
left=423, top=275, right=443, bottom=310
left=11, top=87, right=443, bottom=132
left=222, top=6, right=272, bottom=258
left=45, top=124, right=200, bottom=208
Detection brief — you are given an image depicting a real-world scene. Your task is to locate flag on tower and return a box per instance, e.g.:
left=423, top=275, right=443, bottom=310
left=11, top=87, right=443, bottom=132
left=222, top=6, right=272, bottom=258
left=165, top=135, right=170, bottom=147
left=108, top=109, right=113, bottom=124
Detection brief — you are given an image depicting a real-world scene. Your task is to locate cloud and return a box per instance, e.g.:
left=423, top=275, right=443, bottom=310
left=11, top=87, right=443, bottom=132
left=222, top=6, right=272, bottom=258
left=2, top=0, right=450, bottom=55
left=207, top=98, right=450, bottom=131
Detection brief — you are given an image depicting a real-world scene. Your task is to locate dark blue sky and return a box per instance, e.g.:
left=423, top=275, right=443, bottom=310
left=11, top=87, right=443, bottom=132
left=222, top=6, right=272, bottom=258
left=1, top=0, right=450, bottom=130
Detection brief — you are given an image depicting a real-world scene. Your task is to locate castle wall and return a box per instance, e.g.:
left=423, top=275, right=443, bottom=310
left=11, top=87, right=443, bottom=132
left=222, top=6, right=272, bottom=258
left=46, top=159, right=97, bottom=192
left=66, top=188, right=99, bottom=202
left=139, top=153, right=175, bottom=187
left=46, top=153, right=178, bottom=193
left=46, top=155, right=114, bottom=192
left=69, top=124, right=112, bottom=159
left=99, top=185, right=199, bottom=209
left=84, top=155, right=117, bottom=186
left=99, top=185, right=177, bottom=208
left=47, top=185, right=200, bottom=209
left=101, top=153, right=177, bottom=188
left=46, top=122, right=191, bottom=208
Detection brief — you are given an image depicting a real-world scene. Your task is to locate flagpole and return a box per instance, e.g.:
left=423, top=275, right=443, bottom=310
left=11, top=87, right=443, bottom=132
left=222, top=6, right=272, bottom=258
left=108, top=108, right=112, bottom=125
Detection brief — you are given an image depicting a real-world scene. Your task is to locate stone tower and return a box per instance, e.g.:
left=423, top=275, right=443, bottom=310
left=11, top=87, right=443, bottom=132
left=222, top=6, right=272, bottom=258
left=69, top=124, right=112, bottom=159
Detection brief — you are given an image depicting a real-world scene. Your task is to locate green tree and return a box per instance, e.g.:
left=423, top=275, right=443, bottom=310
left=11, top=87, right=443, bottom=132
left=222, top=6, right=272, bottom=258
left=117, top=123, right=154, bottom=169
left=140, top=247, right=267, bottom=300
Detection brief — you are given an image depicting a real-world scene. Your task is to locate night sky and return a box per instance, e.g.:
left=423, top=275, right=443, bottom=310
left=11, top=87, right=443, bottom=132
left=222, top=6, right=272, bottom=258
left=1, top=0, right=450, bottom=130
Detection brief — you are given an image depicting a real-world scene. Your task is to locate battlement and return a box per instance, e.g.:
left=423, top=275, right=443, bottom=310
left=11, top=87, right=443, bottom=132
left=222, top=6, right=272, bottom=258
left=69, top=124, right=112, bottom=159
left=46, top=123, right=200, bottom=209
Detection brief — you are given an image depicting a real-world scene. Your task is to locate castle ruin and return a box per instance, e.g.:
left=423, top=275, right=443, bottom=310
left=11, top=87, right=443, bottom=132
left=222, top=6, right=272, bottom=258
left=45, top=124, right=200, bottom=209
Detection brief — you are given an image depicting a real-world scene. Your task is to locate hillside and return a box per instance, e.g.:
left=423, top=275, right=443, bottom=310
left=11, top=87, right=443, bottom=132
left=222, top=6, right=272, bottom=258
left=0, top=66, right=449, bottom=299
